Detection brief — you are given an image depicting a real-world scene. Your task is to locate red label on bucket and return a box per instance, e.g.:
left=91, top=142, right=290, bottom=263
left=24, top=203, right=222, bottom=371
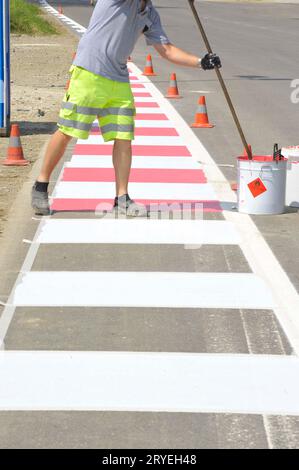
left=247, top=178, right=267, bottom=198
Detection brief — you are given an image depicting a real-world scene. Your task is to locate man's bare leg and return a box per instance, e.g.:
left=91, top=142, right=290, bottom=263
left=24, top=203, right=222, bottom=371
left=112, top=138, right=147, bottom=216
left=112, top=139, right=132, bottom=196
left=37, top=129, right=72, bottom=182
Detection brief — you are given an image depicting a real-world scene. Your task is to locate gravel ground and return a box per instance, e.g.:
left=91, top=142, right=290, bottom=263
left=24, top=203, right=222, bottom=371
left=0, top=16, right=78, bottom=239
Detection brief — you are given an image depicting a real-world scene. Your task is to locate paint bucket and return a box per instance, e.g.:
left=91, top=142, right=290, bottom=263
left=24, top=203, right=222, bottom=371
left=237, top=155, right=287, bottom=215
left=281, top=146, right=299, bottom=208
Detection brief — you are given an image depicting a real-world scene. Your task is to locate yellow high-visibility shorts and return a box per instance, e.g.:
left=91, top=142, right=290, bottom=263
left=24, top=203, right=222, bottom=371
left=57, top=66, right=136, bottom=141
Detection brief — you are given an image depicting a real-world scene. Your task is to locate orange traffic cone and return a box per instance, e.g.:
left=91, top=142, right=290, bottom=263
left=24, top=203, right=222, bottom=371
left=142, top=54, right=156, bottom=76
left=127, top=56, right=133, bottom=62
left=191, top=96, right=214, bottom=128
left=3, top=124, right=29, bottom=166
left=165, top=73, right=181, bottom=99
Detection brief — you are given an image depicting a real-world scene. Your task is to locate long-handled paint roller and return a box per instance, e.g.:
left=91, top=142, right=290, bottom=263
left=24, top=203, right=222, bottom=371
left=188, top=0, right=253, bottom=160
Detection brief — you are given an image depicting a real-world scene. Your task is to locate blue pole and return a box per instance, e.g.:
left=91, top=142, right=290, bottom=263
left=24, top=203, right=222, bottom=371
left=0, top=0, right=10, bottom=136
left=0, top=1, right=4, bottom=130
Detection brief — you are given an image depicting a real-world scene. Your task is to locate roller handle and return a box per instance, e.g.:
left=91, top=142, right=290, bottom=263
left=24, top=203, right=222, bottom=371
left=188, top=0, right=252, bottom=160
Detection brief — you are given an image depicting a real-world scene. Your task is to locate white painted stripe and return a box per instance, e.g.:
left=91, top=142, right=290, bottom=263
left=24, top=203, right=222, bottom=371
left=39, top=1, right=88, bottom=33
left=0, top=141, right=54, bottom=347
left=133, top=120, right=170, bottom=127
left=77, top=135, right=184, bottom=146
left=36, top=219, right=240, bottom=245
left=52, top=181, right=217, bottom=201
left=68, top=156, right=201, bottom=169
left=11, top=272, right=274, bottom=309
left=129, top=61, right=299, bottom=354
left=2, top=351, right=297, bottom=414
left=134, top=107, right=164, bottom=114
left=92, top=120, right=171, bottom=128
left=130, top=97, right=155, bottom=102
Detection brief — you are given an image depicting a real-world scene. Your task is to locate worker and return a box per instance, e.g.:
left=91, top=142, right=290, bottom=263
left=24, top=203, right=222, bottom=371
left=31, top=0, right=221, bottom=216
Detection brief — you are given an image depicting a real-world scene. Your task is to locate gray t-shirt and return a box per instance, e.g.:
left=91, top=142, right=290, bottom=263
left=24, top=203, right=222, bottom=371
left=74, top=0, right=170, bottom=82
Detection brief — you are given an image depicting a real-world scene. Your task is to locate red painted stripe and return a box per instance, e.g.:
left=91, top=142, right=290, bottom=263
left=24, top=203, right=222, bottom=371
left=129, top=76, right=139, bottom=80
left=74, top=144, right=191, bottom=157
left=130, top=84, right=145, bottom=89
left=133, top=92, right=152, bottom=97
left=51, top=198, right=222, bottom=212
left=135, top=113, right=168, bottom=120
left=91, top=127, right=179, bottom=136
left=62, top=168, right=207, bottom=183
left=135, top=102, right=159, bottom=108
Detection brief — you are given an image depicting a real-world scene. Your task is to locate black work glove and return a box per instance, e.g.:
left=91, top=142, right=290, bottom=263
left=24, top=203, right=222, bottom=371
left=201, top=53, right=222, bottom=70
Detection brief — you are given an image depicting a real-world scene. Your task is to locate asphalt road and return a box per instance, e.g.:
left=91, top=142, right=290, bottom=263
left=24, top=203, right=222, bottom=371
left=48, top=0, right=299, bottom=291
left=1, top=0, right=299, bottom=449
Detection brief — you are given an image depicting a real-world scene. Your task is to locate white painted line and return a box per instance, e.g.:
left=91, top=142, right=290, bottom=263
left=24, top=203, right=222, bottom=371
left=135, top=120, right=173, bottom=128
left=11, top=272, right=274, bottom=309
left=1, top=351, right=297, bottom=415
left=131, top=97, right=156, bottom=102
left=68, top=156, right=201, bottom=169
left=129, top=61, right=299, bottom=354
left=0, top=141, right=67, bottom=348
left=39, top=0, right=88, bottom=34
left=132, top=107, right=164, bottom=114
left=128, top=121, right=172, bottom=128
left=77, top=135, right=185, bottom=146
left=52, top=181, right=217, bottom=201
left=93, top=120, right=171, bottom=128
left=36, top=219, right=240, bottom=245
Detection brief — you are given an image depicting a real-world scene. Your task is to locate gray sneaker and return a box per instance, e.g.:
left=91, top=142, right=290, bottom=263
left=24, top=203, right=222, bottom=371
left=31, top=185, right=50, bottom=215
left=114, top=194, right=147, bottom=217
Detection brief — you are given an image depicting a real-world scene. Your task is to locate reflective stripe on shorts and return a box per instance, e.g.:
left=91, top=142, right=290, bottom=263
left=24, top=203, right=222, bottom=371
left=58, top=117, right=92, bottom=132
left=61, top=102, right=135, bottom=117
left=101, top=123, right=135, bottom=134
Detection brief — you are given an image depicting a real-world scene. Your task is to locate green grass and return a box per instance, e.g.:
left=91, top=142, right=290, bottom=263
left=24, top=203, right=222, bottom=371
left=10, top=0, right=59, bottom=35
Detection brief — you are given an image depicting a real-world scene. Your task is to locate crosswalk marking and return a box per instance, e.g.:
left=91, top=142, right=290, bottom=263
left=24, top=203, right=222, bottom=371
left=0, top=351, right=298, bottom=415
left=2, top=4, right=295, bottom=448
left=91, top=128, right=179, bottom=136
left=50, top=198, right=222, bottom=212
left=130, top=97, right=158, bottom=102
left=77, top=135, right=185, bottom=146
left=74, top=144, right=191, bottom=156
left=35, top=219, right=241, bottom=245
left=52, top=181, right=217, bottom=201
left=61, top=168, right=207, bottom=183
left=12, top=272, right=274, bottom=309
left=67, top=156, right=201, bottom=169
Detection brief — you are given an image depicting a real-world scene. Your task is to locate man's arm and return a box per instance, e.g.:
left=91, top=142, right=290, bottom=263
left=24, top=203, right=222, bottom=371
left=154, top=43, right=200, bottom=67
left=154, top=43, right=221, bottom=70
